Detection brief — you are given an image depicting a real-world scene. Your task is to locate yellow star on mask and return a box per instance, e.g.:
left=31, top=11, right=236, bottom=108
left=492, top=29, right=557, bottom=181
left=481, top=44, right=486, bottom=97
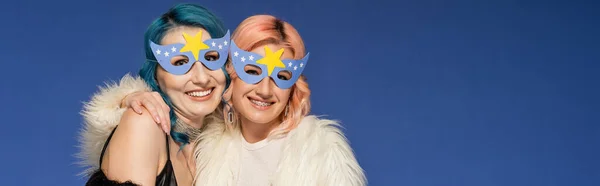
left=179, top=31, right=210, bottom=61
left=256, top=46, right=286, bottom=76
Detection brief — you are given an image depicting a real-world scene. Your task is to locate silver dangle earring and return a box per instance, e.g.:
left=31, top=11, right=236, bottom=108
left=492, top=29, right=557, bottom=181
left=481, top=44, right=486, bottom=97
left=222, top=96, right=234, bottom=124
left=284, top=103, right=289, bottom=117
left=227, top=109, right=233, bottom=123
left=224, top=102, right=234, bottom=124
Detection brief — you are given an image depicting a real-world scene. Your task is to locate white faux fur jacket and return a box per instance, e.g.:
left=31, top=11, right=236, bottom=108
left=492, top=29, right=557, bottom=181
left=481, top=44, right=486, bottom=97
left=77, top=74, right=367, bottom=186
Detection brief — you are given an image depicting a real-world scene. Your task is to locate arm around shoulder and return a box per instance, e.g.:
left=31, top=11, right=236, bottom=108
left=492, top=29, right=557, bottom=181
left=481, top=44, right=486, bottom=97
left=101, top=108, right=166, bottom=186
left=78, top=73, right=151, bottom=175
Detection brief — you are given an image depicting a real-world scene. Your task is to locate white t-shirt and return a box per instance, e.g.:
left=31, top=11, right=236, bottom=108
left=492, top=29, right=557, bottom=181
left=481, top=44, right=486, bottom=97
left=236, top=134, right=287, bottom=186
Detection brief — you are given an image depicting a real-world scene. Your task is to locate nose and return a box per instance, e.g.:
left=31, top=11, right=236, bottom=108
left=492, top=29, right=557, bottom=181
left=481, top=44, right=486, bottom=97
left=189, top=62, right=210, bottom=86
left=255, top=77, right=274, bottom=99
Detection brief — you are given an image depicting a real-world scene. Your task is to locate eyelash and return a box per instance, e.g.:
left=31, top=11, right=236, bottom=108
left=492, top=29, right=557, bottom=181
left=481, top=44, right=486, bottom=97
left=277, top=75, right=289, bottom=80
left=246, top=69, right=259, bottom=75
left=205, top=54, right=218, bottom=61
left=173, top=59, right=188, bottom=66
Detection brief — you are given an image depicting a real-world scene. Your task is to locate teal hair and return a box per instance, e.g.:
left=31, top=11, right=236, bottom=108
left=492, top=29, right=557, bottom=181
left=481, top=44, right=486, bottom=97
left=139, top=3, right=231, bottom=146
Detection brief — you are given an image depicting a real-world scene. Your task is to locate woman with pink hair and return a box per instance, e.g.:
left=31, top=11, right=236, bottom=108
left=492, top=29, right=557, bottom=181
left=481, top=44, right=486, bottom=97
left=81, top=14, right=366, bottom=186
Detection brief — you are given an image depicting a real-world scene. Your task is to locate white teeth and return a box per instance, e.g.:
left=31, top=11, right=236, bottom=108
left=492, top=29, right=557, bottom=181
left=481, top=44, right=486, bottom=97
left=187, top=89, right=212, bottom=97
left=251, top=99, right=272, bottom=107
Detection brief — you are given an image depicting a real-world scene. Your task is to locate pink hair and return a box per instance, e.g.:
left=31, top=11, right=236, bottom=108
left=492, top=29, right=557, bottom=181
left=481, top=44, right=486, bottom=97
left=227, top=15, right=311, bottom=137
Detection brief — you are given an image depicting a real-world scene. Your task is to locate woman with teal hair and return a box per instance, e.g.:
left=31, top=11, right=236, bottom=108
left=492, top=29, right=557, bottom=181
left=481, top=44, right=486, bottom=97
left=79, top=3, right=231, bottom=186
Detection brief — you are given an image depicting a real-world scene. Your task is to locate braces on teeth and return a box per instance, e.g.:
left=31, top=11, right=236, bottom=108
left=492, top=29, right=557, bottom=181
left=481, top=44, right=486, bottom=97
left=251, top=100, right=271, bottom=106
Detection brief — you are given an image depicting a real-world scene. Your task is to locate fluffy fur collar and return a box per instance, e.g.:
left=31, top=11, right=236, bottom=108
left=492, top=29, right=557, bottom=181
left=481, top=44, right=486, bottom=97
left=194, top=116, right=367, bottom=186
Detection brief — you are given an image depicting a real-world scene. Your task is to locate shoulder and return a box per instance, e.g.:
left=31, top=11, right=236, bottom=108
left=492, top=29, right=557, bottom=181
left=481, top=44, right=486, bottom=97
left=109, top=108, right=166, bottom=159
left=291, top=115, right=345, bottom=143
left=101, top=108, right=166, bottom=185
left=284, top=115, right=367, bottom=186
left=118, top=108, right=165, bottom=137
left=77, top=73, right=152, bottom=176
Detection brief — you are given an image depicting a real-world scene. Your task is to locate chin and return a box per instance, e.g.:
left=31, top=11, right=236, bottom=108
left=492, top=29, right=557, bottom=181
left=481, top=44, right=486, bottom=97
left=188, top=101, right=220, bottom=116
left=248, top=118, right=271, bottom=124
left=242, top=111, right=278, bottom=124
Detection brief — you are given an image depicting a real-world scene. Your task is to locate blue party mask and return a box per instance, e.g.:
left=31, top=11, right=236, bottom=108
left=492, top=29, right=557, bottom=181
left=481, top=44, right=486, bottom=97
left=229, top=40, right=310, bottom=89
left=149, top=30, right=230, bottom=75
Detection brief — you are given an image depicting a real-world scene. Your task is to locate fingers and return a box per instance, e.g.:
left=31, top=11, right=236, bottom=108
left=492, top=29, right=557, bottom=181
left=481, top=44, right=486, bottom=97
left=124, top=91, right=171, bottom=134
left=124, top=91, right=145, bottom=114
left=130, top=100, right=144, bottom=114
left=141, top=98, right=162, bottom=124
left=152, top=92, right=171, bottom=134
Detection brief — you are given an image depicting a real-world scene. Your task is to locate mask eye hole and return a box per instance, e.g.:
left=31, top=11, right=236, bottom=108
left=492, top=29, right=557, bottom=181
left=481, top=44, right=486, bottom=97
left=277, top=70, right=292, bottom=80
left=244, top=64, right=262, bottom=76
left=204, top=51, right=220, bottom=61
left=170, top=55, right=189, bottom=66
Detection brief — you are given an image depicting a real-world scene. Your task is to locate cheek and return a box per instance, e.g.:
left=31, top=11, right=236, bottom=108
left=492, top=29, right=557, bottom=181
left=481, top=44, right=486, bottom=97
left=231, top=78, right=254, bottom=100
left=210, top=70, right=227, bottom=85
left=276, top=89, right=293, bottom=103
left=156, top=69, right=182, bottom=92
left=155, top=69, right=168, bottom=90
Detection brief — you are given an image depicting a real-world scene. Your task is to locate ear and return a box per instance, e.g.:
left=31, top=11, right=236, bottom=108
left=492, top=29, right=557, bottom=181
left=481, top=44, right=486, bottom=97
left=222, top=80, right=234, bottom=102
left=223, top=63, right=236, bottom=102
left=225, top=62, right=234, bottom=74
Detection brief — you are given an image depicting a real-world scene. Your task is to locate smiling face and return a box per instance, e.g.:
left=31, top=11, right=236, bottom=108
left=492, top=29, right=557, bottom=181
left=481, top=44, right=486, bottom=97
left=230, top=43, right=294, bottom=125
left=223, top=15, right=312, bottom=139
left=155, top=26, right=227, bottom=125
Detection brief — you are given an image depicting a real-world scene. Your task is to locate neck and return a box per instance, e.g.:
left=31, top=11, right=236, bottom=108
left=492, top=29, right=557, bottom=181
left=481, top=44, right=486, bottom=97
left=240, top=117, right=281, bottom=143
left=173, top=110, right=204, bottom=129
left=169, top=110, right=204, bottom=177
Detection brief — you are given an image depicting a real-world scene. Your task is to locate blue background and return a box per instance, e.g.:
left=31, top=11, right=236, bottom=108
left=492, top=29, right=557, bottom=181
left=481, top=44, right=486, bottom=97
left=1, top=0, right=598, bottom=185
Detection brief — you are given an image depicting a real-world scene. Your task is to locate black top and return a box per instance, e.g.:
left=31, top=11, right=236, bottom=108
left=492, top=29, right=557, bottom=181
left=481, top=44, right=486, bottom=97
left=85, top=126, right=177, bottom=186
